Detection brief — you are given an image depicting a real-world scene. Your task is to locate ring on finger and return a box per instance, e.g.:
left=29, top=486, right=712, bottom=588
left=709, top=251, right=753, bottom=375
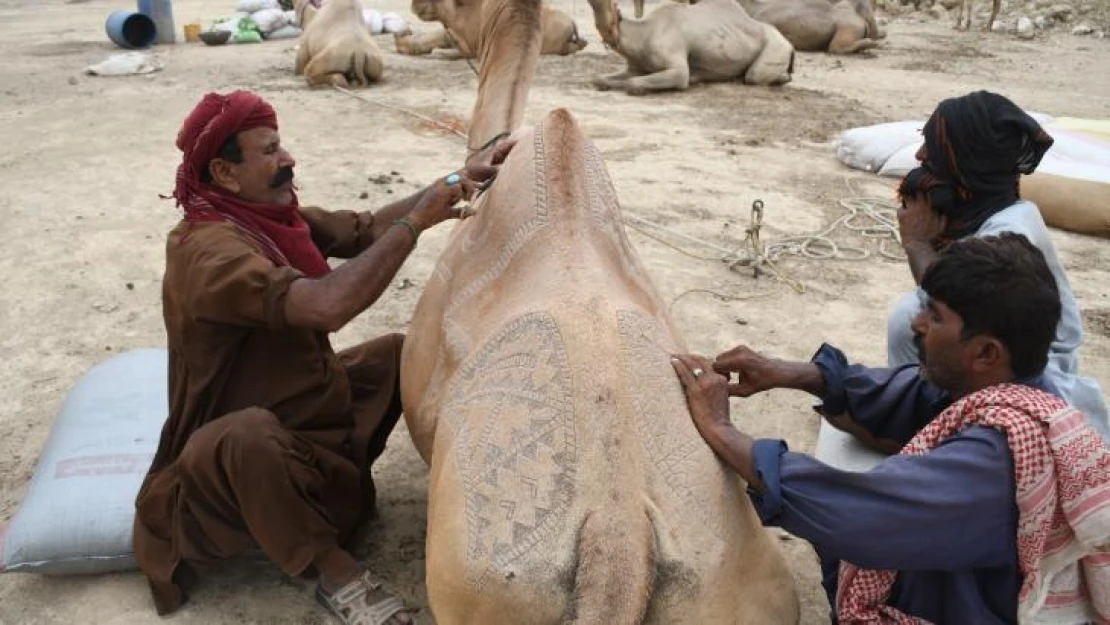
left=692, top=367, right=704, bottom=379
left=445, top=173, right=461, bottom=186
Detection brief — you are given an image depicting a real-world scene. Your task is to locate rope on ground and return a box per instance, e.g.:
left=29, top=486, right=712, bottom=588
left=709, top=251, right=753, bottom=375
left=623, top=186, right=907, bottom=297
left=667, top=286, right=778, bottom=317
left=331, top=85, right=469, bottom=141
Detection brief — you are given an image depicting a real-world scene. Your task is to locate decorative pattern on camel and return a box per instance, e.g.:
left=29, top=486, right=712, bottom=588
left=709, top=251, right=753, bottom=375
left=294, top=0, right=384, bottom=87
left=395, top=0, right=587, bottom=58
left=737, top=0, right=885, bottom=55
left=401, top=110, right=801, bottom=623
left=586, top=0, right=797, bottom=95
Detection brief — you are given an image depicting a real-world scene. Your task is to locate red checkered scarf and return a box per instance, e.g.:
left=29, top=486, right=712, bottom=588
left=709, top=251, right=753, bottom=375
left=836, top=383, right=1110, bottom=624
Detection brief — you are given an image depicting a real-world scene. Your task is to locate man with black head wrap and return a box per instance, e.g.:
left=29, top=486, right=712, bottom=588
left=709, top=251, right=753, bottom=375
left=890, top=90, right=1108, bottom=441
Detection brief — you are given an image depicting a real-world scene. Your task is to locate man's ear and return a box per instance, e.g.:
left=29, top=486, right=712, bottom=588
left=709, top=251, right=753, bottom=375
left=970, top=335, right=1007, bottom=373
left=208, top=159, right=240, bottom=194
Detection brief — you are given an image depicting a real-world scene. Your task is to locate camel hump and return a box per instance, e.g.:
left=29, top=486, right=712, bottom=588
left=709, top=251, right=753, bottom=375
left=563, top=509, right=655, bottom=625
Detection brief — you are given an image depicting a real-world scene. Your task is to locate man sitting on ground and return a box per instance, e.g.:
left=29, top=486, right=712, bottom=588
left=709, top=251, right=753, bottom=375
left=133, top=90, right=514, bottom=625
left=672, top=233, right=1110, bottom=623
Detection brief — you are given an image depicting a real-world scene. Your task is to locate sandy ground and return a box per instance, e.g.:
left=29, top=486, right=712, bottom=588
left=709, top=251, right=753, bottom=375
left=0, top=0, right=1108, bottom=622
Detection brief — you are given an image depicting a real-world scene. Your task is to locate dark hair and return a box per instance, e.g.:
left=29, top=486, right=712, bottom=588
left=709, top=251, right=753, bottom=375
left=200, top=133, right=244, bottom=183
left=920, top=233, right=1061, bottom=378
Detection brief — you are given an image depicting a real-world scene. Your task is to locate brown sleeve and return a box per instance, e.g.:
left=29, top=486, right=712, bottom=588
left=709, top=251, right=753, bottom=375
left=300, top=206, right=375, bottom=259
left=172, top=224, right=303, bottom=330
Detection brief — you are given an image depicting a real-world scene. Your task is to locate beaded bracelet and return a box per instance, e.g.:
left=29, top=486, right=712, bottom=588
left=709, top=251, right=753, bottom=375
left=392, top=218, right=421, bottom=244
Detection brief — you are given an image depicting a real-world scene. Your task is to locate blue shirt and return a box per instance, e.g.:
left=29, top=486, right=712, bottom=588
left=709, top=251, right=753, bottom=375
left=746, top=344, right=1059, bottom=624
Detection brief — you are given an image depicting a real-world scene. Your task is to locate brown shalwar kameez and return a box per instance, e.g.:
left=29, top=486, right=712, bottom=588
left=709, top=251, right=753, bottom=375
left=134, top=207, right=405, bottom=615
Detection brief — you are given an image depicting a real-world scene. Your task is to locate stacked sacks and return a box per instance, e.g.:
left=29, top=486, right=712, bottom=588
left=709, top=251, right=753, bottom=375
left=835, top=114, right=1110, bottom=238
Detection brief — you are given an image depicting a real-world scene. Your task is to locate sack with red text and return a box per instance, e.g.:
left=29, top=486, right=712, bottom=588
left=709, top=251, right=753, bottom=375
left=0, top=349, right=167, bottom=575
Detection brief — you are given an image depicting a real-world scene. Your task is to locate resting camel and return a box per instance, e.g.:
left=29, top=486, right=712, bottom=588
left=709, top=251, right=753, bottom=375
left=736, top=0, right=883, bottom=54
left=294, top=0, right=384, bottom=87
left=394, top=0, right=587, bottom=58
left=399, top=0, right=801, bottom=622
left=584, top=0, right=796, bottom=95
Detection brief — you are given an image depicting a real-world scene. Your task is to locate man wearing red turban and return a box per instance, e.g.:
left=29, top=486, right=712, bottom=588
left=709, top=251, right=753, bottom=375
left=134, top=90, right=514, bottom=625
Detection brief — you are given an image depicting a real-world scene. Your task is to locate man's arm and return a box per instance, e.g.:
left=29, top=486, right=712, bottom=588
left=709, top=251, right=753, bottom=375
left=712, top=343, right=949, bottom=452
left=748, top=428, right=1016, bottom=572
left=301, top=188, right=430, bottom=259
left=284, top=177, right=464, bottom=332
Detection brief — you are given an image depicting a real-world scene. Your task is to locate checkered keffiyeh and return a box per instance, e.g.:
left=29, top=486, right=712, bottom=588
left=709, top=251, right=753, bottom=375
left=836, top=383, right=1110, bottom=624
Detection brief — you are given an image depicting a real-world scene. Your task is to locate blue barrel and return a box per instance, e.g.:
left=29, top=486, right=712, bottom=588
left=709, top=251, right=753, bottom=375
left=104, top=11, right=157, bottom=49
left=137, top=0, right=175, bottom=44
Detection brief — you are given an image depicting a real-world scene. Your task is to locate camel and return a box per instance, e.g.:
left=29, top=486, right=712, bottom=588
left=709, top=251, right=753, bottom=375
left=736, top=0, right=884, bottom=54
left=293, top=0, right=384, bottom=87
left=399, top=0, right=801, bottom=622
left=955, top=0, right=1001, bottom=31
left=584, top=0, right=796, bottom=95
left=394, top=0, right=587, bottom=58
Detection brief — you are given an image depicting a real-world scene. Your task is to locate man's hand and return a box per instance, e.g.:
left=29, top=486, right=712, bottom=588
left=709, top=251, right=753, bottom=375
left=671, top=354, right=733, bottom=439
left=713, top=344, right=828, bottom=398
left=712, top=345, right=784, bottom=397
left=407, top=172, right=483, bottom=231
left=462, top=136, right=520, bottom=184
left=897, top=192, right=947, bottom=249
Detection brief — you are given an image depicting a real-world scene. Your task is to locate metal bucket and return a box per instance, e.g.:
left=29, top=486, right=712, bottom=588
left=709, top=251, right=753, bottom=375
left=104, top=11, right=157, bottom=49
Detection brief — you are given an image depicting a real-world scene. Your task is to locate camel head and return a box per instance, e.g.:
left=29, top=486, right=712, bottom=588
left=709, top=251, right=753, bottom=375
left=586, top=0, right=622, bottom=49
left=294, top=0, right=321, bottom=29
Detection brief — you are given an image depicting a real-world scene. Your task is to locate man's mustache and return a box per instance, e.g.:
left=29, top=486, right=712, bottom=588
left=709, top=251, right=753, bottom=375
left=270, top=166, right=295, bottom=188
left=913, top=334, right=926, bottom=364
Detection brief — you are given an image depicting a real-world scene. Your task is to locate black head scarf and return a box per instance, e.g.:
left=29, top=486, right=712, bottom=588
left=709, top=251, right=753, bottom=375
left=898, top=91, right=1055, bottom=240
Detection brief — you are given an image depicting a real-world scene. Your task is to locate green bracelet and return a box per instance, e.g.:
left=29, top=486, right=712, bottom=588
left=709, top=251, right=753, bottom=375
left=393, top=218, right=421, bottom=244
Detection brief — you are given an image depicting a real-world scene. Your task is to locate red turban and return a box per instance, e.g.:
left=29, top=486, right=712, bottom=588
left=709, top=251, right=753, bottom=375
left=173, top=90, right=329, bottom=278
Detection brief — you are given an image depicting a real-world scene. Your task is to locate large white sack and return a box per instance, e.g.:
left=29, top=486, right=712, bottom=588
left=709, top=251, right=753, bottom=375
left=250, top=7, right=288, bottom=34
left=878, top=140, right=921, bottom=178
left=834, top=121, right=923, bottom=173
left=876, top=128, right=1110, bottom=183
left=381, top=12, right=409, bottom=33
left=363, top=8, right=383, bottom=34
left=237, top=0, right=279, bottom=12
left=0, top=349, right=167, bottom=575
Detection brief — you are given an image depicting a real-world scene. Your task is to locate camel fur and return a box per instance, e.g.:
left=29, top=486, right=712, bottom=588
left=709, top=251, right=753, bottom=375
left=586, top=0, right=796, bottom=95
left=394, top=0, right=587, bottom=58
left=736, top=0, right=883, bottom=54
left=401, top=0, right=801, bottom=622
left=294, top=0, right=384, bottom=88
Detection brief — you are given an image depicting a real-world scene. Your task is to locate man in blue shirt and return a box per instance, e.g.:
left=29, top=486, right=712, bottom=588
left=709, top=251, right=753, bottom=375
left=671, top=233, right=1110, bottom=623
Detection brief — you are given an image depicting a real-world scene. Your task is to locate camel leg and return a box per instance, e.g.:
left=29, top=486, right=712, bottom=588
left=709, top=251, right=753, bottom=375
left=828, top=29, right=879, bottom=54
left=294, top=43, right=310, bottom=75
left=593, top=67, right=637, bottom=91
left=394, top=29, right=453, bottom=56
left=983, top=0, right=1000, bottom=31
left=621, top=66, right=691, bottom=95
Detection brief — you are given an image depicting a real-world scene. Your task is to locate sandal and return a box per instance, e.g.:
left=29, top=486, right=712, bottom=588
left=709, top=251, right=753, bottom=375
left=316, top=571, right=413, bottom=625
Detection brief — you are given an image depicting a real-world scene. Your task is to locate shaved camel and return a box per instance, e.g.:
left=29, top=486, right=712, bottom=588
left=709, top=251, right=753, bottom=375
left=736, top=0, right=883, bottom=54
left=400, top=0, right=800, bottom=622
left=585, top=0, right=796, bottom=95
left=294, top=0, right=384, bottom=87
left=394, top=0, right=587, bottom=58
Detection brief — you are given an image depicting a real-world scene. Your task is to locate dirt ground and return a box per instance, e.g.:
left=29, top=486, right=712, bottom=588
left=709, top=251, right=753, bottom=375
left=1, top=0, right=1108, bottom=622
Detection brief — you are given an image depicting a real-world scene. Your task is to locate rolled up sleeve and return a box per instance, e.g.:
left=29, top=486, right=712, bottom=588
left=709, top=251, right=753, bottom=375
left=300, top=206, right=375, bottom=259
